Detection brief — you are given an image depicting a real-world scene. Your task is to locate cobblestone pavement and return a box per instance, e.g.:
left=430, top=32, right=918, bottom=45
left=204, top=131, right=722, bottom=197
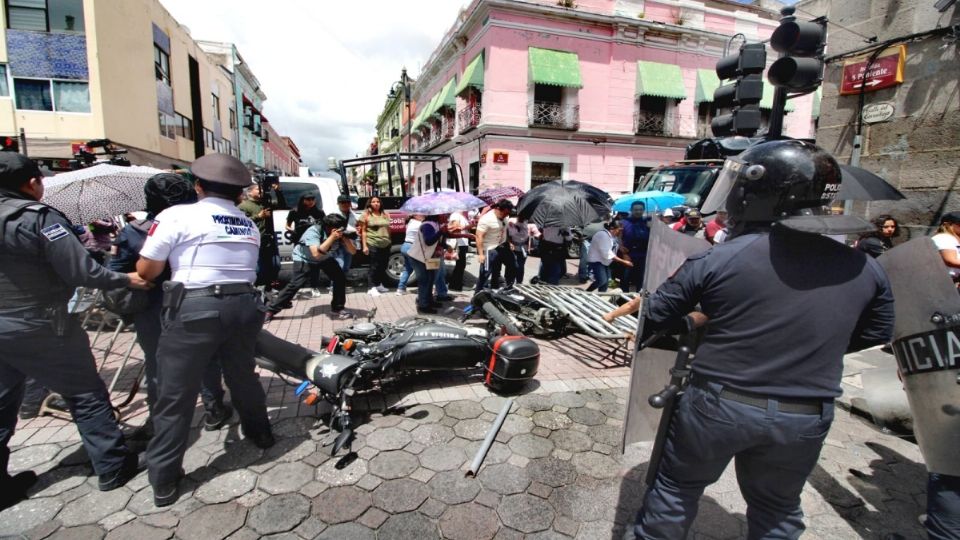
left=2, top=257, right=930, bottom=538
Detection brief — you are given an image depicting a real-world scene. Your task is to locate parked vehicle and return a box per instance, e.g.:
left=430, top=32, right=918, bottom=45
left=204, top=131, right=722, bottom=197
left=255, top=310, right=539, bottom=455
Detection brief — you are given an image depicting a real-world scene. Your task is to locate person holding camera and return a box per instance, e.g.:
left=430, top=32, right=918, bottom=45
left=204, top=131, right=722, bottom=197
left=265, top=213, right=355, bottom=322
left=331, top=194, right=359, bottom=278
left=238, top=183, right=280, bottom=291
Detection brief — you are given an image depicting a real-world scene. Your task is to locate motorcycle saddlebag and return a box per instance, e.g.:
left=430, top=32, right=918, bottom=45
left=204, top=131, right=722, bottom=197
left=485, top=336, right=539, bottom=393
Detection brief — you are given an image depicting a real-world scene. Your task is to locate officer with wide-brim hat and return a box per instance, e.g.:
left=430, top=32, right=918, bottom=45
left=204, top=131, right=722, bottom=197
left=0, top=153, right=153, bottom=510
left=136, top=153, right=274, bottom=507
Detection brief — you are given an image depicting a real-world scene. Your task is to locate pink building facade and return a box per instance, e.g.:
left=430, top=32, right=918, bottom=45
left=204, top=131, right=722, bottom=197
left=403, top=0, right=817, bottom=198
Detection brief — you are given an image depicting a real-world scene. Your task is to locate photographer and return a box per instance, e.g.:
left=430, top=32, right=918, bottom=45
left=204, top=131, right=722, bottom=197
left=330, top=194, right=359, bottom=277
left=238, top=182, right=280, bottom=291
left=265, top=213, right=355, bottom=322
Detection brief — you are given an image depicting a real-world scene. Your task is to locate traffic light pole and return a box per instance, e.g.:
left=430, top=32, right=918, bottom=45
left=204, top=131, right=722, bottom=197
left=766, top=86, right=787, bottom=139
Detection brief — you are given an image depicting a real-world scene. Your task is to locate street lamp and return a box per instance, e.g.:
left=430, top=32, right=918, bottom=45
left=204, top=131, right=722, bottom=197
left=387, top=68, right=412, bottom=154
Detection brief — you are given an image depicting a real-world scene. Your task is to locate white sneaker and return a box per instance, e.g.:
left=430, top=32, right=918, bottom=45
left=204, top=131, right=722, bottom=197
left=376, top=285, right=389, bottom=293
left=310, top=288, right=323, bottom=298
left=367, top=287, right=381, bottom=297
left=395, top=289, right=406, bottom=296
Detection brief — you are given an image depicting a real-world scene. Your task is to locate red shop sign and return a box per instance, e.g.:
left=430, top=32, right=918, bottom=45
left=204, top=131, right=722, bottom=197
left=840, top=45, right=906, bottom=96
left=492, top=151, right=508, bottom=164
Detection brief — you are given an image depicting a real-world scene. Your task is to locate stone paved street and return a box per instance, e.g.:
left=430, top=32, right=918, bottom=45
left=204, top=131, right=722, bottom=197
left=0, top=259, right=930, bottom=538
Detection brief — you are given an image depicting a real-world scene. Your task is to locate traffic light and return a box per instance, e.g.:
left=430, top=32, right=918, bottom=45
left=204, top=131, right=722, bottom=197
left=711, top=42, right=766, bottom=137
left=0, top=136, right=18, bottom=152
left=768, top=12, right=827, bottom=92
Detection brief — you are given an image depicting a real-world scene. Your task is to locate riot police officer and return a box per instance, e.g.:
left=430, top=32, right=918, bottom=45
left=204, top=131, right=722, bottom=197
left=136, top=153, right=273, bottom=507
left=0, top=153, right=152, bottom=510
left=635, top=140, right=895, bottom=539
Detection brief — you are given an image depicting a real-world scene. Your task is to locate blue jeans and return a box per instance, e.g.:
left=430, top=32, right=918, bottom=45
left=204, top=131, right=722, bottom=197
left=397, top=243, right=413, bottom=291
left=623, top=252, right=646, bottom=293
left=435, top=260, right=449, bottom=297
left=514, top=248, right=527, bottom=285
left=334, top=247, right=352, bottom=274
left=578, top=240, right=592, bottom=281
left=586, top=262, right=610, bottom=292
left=927, top=473, right=960, bottom=540
left=636, top=380, right=834, bottom=540
left=475, top=245, right=516, bottom=292
left=410, top=259, right=435, bottom=308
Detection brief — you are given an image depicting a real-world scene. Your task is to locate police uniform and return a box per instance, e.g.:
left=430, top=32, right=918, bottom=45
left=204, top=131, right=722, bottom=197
left=140, top=154, right=272, bottom=506
left=0, top=153, right=140, bottom=503
left=635, top=141, right=895, bottom=539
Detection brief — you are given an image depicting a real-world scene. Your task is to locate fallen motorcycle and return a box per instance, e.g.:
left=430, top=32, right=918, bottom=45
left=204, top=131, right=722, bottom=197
left=254, top=312, right=539, bottom=455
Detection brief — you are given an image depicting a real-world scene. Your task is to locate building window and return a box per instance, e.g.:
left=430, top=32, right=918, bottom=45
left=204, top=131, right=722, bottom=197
left=529, top=84, right=579, bottom=130
left=697, top=103, right=715, bottom=138
left=223, top=139, right=232, bottom=156
left=14, top=78, right=89, bottom=112
left=0, top=65, right=9, bottom=97
left=228, top=108, right=237, bottom=130
left=203, top=128, right=215, bottom=149
left=158, top=112, right=176, bottom=139
left=7, top=0, right=85, bottom=32
left=175, top=112, right=193, bottom=140
left=531, top=161, right=563, bottom=190
left=635, top=96, right=672, bottom=136
left=211, top=93, right=220, bottom=121
left=154, top=45, right=170, bottom=84
left=633, top=166, right=652, bottom=193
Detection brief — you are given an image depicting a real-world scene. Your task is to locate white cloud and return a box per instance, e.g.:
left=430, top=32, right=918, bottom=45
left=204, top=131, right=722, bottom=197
left=159, top=0, right=465, bottom=172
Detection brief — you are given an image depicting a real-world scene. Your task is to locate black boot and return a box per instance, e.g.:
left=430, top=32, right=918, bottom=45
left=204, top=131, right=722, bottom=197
left=0, top=471, right=38, bottom=510
left=98, top=453, right=144, bottom=491
left=202, top=403, right=234, bottom=432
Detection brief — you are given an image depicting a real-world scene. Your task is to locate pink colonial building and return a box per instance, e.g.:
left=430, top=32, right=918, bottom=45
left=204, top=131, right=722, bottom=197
left=404, top=0, right=818, bottom=197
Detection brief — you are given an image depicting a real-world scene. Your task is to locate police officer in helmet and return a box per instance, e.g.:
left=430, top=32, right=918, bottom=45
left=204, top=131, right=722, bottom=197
left=136, top=153, right=273, bottom=507
left=635, top=140, right=895, bottom=538
left=0, top=153, right=153, bottom=510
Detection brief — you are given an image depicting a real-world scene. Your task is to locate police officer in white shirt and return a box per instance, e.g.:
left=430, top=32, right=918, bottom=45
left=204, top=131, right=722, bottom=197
left=136, top=154, right=273, bottom=507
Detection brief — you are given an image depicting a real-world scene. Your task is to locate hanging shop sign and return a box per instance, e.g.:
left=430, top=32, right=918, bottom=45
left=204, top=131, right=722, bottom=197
left=840, top=45, right=906, bottom=96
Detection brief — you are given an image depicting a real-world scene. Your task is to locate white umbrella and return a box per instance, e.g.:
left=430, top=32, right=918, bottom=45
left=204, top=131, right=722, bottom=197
left=43, top=164, right=166, bottom=224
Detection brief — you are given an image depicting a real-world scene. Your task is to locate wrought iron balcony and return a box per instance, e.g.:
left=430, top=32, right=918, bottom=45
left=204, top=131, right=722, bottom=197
left=528, top=102, right=579, bottom=130
left=457, top=104, right=481, bottom=132
left=634, top=111, right=670, bottom=136
left=440, top=116, right=454, bottom=141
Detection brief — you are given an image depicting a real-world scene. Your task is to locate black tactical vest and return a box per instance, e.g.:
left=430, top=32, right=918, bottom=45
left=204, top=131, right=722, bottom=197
left=0, top=195, right=72, bottom=308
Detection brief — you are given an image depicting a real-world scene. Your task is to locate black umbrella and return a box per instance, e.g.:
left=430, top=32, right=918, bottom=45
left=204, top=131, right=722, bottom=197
left=517, top=180, right=613, bottom=229
left=838, top=165, right=906, bottom=201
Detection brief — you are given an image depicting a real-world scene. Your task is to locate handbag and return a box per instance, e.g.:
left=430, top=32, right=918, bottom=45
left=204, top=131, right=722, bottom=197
left=102, top=287, right=151, bottom=315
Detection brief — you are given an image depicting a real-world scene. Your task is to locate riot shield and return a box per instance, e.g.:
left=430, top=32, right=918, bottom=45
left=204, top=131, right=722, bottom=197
left=622, top=220, right=711, bottom=449
left=879, top=237, right=960, bottom=476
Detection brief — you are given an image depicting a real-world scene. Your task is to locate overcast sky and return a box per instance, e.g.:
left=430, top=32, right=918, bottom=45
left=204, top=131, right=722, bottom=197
left=159, top=0, right=466, bottom=174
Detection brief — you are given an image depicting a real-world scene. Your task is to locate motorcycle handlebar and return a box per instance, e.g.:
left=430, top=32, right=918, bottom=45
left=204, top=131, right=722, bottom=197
left=482, top=301, right=522, bottom=336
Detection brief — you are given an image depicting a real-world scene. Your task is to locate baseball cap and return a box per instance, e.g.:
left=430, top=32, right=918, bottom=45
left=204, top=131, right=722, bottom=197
left=940, top=211, right=960, bottom=224
left=337, top=194, right=352, bottom=204
left=190, top=153, right=253, bottom=186
left=494, top=199, right=514, bottom=210
left=0, top=152, right=42, bottom=189
left=685, top=209, right=702, bottom=219
left=662, top=209, right=676, bottom=218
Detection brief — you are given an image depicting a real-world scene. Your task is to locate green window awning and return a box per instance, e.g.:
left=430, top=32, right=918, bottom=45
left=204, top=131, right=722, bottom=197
left=456, top=53, right=484, bottom=95
left=528, top=47, right=582, bottom=88
left=435, top=78, right=457, bottom=116
left=811, top=87, right=821, bottom=119
left=695, top=69, right=720, bottom=104
left=421, top=93, right=440, bottom=121
left=635, top=61, right=687, bottom=100
left=760, top=84, right=795, bottom=112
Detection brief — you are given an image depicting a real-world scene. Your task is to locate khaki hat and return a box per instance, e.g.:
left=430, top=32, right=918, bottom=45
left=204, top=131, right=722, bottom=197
left=190, top=153, right=253, bottom=187
left=685, top=208, right=702, bottom=219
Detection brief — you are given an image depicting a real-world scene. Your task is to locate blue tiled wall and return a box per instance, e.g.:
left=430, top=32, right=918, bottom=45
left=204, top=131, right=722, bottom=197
left=7, top=30, right=89, bottom=80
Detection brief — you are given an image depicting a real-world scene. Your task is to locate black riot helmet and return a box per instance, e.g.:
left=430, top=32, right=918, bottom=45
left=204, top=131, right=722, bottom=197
left=701, top=139, right=872, bottom=235
left=144, top=173, right=197, bottom=216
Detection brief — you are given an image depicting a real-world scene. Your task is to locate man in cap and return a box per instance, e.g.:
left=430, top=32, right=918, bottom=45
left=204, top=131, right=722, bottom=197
left=0, top=153, right=152, bottom=510
left=136, top=154, right=274, bottom=507
left=474, top=199, right=516, bottom=291
left=108, top=173, right=232, bottom=441
left=330, top=194, right=359, bottom=276
left=635, top=140, right=894, bottom=538
left=237, top=181, right=280, bottom=291
left=671, top=208, right=706, bottom=239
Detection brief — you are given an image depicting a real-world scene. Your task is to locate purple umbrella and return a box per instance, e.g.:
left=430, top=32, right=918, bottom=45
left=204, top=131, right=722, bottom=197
left=477, top=186, right=525, bottom=204
left=400, top=191, right=487, bottom=215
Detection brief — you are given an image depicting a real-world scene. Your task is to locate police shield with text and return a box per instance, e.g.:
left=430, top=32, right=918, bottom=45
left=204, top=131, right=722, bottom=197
left=634, top=140, right=895, bottom=539
left=878, top=237, right=960, bottom=538
left=0, top=153, right=152, bottom=510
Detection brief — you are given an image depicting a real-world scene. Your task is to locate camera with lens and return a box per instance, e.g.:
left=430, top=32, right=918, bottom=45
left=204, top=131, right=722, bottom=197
left=254, top=170, right=284, bottom=210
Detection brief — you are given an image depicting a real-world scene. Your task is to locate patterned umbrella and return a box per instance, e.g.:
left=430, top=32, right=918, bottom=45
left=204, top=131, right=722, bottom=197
left=43, top=164, right=166, bottom=225
left=477, top=186, right=525, bottom=204
left=400, top=191, right=487, bottom=215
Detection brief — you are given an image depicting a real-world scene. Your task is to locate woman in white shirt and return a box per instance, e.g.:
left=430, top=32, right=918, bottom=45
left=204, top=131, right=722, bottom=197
left=932, top=211, right=960, bottom=269
left=586, top=219, right=633, bottom=292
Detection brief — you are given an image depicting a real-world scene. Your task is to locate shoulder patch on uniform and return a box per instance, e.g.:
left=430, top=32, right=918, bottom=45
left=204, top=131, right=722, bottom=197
left=41, top=223, right=70, bottom=242
left=147, top=221, right=159, bottom=236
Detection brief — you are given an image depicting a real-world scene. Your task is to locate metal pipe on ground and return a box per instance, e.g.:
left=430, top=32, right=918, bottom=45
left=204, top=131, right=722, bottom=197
left=466, top=398, right=514, bottom=477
